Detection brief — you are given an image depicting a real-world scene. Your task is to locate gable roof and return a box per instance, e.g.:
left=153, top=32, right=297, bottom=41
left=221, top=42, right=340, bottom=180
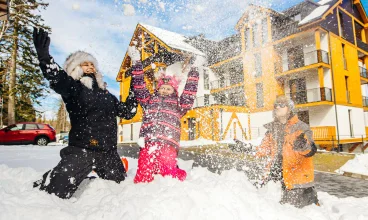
left=298, top=0, right=339, bottom=26
left=140, top=23, right=205, bottom=56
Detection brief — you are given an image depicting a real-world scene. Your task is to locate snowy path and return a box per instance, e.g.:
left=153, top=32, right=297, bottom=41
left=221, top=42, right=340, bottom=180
left=1, top=144, right=368, bottom=220
left=314, top=171, right=368, bottom=198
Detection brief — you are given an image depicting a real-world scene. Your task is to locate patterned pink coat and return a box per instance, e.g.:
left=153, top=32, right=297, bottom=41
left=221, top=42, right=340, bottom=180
left=131, top=62, right=199, bottom=149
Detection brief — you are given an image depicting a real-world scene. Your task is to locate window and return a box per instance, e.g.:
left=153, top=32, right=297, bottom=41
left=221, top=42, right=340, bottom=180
left=261, top=18, right=268, bottom=44
left=37, top=124, right=45, bottom=129
left=9, top=124, right=23, bottom=131
left=203, top=70, right=209, bottom=90
left=287, top=45, right=304, bottom=70
left=204, top=94, right=210, bottom=106
left=256, top=83, right=264, bottom=108
left=294, top=14, right=301, bottom=22
left=355, top=22, right=364, bottom=42
left=244, top=28, right=251, bottom=50
left=339, top=11, right=345, bottom=38
left=297, top=111, right=310, bottom=125
left=348, top=109, right=353, bottom=137
left=342, top=44, right=347, bottom=70
left=254, top=53, right=262, bottom=77
left=25, top=124, right=38, bottom=130
left=252, top=23, right=259, bottom=47
left=345, top=76, right=350, bottom=103
left=229, top=92, right=246, bottom=106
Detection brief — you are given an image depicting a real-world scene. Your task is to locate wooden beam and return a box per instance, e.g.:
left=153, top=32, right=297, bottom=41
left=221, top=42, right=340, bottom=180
left=348, top=143, right=361, bottom=153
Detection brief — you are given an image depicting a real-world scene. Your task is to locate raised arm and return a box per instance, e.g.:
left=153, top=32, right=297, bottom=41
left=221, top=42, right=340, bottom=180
left=127, top=46, right=151, bottom=109
left=33, top=28, right=82, bottom=99
left=179, top=67, right=199, bottom=117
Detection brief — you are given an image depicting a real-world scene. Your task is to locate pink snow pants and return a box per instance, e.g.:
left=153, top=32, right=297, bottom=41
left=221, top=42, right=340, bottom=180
left=134, top=142, right=187, bottom=183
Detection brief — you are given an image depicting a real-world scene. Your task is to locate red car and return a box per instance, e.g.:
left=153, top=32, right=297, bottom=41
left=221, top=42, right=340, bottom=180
left=0, top=122, right=56, bottom=146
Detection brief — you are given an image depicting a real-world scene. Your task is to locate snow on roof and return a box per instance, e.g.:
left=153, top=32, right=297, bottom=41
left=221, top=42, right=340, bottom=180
left=299, top=5, right=330, bottom=25
left=317, top=0, right=333, bottom=5
left=140, top=23, right=205, bottom=56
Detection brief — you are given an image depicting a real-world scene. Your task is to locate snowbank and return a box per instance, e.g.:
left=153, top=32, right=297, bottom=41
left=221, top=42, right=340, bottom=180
left=0, top=144, right=65, bottom=172
left=337, top=154, right=368, bottom=176
left=1, top=145, right=368, bottom=219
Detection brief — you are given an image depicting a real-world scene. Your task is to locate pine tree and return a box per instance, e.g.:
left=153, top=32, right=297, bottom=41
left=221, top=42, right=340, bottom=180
left=0, top=0, right=51, bottom=125
left=55, top=100, right=70, bottom=133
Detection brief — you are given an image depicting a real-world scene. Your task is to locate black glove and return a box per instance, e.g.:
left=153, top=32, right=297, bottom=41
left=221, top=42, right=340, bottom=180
left=33, top=28, right=51, bottom=63
left=120, top=78, right=138, bottom=120
left=293, top=133, right=307, bottom=151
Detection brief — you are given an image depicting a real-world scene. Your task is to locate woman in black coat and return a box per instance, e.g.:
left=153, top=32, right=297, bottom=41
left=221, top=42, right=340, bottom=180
left=32, top=28, right=137, bottom=199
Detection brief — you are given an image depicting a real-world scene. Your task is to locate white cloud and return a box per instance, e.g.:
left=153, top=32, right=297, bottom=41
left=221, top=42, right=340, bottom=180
left=123, top=4, right=135, bottom=16
left=139, top=0, right=148, bottom=3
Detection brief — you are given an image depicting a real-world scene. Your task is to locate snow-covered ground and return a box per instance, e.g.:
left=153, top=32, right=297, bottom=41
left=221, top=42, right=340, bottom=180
left=337, top=154, right=368, bottom=176
left=1, top=145, right=368, bottom=220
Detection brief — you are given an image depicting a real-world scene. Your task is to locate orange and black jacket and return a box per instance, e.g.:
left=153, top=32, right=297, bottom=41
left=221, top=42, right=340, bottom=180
left=256, top=115, right=317, bottom=190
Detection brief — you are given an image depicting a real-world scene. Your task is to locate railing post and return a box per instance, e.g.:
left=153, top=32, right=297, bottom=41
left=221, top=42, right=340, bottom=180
left=317, top=49, right=322, bottom=63
left=320, top=87, right=326, bottom=101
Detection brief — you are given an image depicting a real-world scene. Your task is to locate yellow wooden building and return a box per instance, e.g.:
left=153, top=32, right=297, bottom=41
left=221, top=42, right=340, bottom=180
left=116, top=0, right=368, bottom=152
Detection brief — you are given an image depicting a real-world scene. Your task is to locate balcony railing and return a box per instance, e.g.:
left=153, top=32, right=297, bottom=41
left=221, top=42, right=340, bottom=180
left=284, top=87, right=332, bottom=104
left=193, top=95, right=216, bottom=108
left=311, top=126, right=336, bottom=141
left=210, top=79, right=243, bottom=90
left=360, top=66, right=367, bottom=79
left=357, top=38, right=368, bottom=52
left=363, top=96, right=368, bottom=107
left=282, top=49, right=329, bottom=72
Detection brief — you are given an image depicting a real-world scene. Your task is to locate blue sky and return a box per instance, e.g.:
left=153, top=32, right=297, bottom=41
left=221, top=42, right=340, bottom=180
left=37, top=0, right=368, bottom=119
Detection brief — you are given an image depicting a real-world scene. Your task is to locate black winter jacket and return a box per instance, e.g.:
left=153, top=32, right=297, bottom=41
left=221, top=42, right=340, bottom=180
left=40, top=58, right=137, bottom=151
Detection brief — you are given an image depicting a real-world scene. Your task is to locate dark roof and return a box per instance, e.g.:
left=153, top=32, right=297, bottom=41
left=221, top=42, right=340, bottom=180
left=282, top=0, right=320, bottom=18
left=186, top=33, right=242, bottom=65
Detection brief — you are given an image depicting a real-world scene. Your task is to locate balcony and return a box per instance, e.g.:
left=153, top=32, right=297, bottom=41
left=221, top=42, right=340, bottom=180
left=360, top=67, right=368, bottom=85
left=279, top=50, right=330, bottom=74
left=210, top=79, right=243, bottom=90
left=357, top=38, right=368, bottom=52
left=363, top=96, right=368, bottom=108
left=284, top=87, right=332, bottom=105
left=193, top=95, right=216, bottom=108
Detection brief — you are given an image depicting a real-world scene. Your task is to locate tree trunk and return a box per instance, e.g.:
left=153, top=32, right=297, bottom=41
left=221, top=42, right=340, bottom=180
left=8, top=19, right=18, bottom=125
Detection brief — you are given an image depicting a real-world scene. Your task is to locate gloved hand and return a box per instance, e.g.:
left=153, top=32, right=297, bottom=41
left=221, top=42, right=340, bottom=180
left=33, top=28, right=51, bottom=63
left=191, top=55, right=206, bottom=67
left=127, top=46, right=141, bottom=63
left=293, top=132, right=308, bottom=151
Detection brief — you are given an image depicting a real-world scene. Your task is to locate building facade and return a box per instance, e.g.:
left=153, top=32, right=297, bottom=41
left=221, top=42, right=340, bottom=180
left=117, top=0, right=368, bottom=152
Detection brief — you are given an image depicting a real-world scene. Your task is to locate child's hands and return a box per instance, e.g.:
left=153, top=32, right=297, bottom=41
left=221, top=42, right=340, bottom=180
left=128, top=46, right=141, bottom=63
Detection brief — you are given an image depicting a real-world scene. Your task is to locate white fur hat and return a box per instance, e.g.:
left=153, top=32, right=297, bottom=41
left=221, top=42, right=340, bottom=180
left=63, top=51, right=105, bottom=90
